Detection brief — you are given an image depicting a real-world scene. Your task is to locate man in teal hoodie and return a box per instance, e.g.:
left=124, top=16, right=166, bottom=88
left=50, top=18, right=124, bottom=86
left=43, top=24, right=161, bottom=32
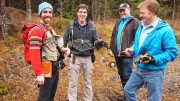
left=124, top=0, right=178, bottom=101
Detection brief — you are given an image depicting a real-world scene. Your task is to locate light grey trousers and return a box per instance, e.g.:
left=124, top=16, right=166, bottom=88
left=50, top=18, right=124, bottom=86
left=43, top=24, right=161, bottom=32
left=68, top=55, right=93, bottom=101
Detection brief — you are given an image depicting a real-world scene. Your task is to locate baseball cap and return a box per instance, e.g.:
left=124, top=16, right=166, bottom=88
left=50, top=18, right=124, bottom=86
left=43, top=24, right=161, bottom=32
left=119, top=3, right=130, bottom=10
left=38, top=2, right=53, bottom=15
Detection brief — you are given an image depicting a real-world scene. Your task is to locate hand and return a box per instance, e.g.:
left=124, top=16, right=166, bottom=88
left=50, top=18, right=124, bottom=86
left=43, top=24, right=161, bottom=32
left=95, top=39, right=104, bottom=49
left=59, top=60, right=66, bottom=69
left=138, top=52, right=155, bottom=64
left=94, top=39, right=108, bottom=49
left=36, top=74, right=45, bottom=85
left=124, top=48, right=134, bottom=56
left=61, top=48, right=70, bottom=56
left=109, top=50, right=114, bottom=57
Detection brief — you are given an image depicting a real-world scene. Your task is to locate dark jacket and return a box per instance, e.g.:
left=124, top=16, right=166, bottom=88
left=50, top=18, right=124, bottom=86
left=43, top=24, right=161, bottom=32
left=63, top=18, right=99, bottom=56
left=110, top=16, right=140, bottom=57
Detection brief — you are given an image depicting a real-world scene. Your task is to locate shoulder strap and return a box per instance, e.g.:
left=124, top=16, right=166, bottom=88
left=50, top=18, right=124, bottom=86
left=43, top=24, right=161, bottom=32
left=34, top=23, right=47, bottom=44
left=69, top=21, right=96, bottom=43
left=69, top=21, right=74, bottom=45
left=35, top=23, right=47, bottom=34
left=70, top=21, right=74, bottom=29
left=89, top=22, right=96, bottom=30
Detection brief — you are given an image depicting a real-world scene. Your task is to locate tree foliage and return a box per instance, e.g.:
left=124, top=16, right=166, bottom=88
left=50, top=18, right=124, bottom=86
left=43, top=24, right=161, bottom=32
left=3, top=0, right=180, bottom=20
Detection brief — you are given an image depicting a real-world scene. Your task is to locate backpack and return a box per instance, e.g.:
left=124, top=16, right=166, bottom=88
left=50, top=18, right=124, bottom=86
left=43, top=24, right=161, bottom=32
left=22, top=23, right=46, bottom=64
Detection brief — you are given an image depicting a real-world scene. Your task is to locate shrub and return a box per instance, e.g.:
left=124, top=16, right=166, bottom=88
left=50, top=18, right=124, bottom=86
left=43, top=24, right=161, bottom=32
left=56, top=20, right=63, bottom=30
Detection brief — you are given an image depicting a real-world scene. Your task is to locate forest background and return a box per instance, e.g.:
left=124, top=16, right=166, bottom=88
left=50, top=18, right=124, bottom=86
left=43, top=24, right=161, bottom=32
left=3, top=0, right=180, bottom=20
left=0, top=0, right=180, bottom=101
left=1, top=0, right=180, bottom=41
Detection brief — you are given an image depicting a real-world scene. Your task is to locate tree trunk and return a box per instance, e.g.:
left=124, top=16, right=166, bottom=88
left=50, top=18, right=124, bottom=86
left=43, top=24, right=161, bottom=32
left=7, top=0, right=11, bottom=7
left=26, top=0, right=31, bottom=20
left=60, top=1, right=63, bottom=18
left=103, top=0, right=108, bottom=23
left=56, top=0, right=64, bottom=18
left=172, top=0, right=175, bottom=19
left=0, top=0, right=8, bottom=39
left=91, top=0, right=102, bottom=21
left=91, top=0, right=96, bottom=21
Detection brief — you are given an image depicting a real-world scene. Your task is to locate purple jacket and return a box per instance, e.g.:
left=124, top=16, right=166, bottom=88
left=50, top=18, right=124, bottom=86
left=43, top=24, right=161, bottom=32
left=110, top=16, right=140, bottom=57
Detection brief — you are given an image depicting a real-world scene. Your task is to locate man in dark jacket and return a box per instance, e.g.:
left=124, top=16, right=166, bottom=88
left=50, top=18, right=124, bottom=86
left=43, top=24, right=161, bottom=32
left=63, top=4, right=103, bottom=101
left=110, top=2, right=140, bottom=97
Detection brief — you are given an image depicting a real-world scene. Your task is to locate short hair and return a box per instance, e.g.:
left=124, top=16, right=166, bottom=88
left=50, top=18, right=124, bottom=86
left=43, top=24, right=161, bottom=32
left=77, top=4, right=89, bottom=13
left=138, top=0, right=160, bottom=15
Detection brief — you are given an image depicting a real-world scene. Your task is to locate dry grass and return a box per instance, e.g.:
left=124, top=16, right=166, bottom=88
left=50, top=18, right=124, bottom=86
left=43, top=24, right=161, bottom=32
left=166, top=19, right=180, bottom=44
left=0, top=12, right=180, bottom=101
left=166, top=19, right=180, bottom=35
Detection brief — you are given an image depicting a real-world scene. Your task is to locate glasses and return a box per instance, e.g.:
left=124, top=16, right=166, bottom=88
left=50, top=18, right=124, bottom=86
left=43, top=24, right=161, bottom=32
left=119, top=9, right=125, bottom=12
left=78, top=11, right=87, bottom=14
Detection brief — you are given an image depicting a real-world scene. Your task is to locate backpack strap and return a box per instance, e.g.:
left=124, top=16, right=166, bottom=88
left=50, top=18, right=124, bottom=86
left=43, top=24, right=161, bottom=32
left=68, top=21, right=96, bottom=50
left=69, top=21, right=95, bottom=41
left=35, top=23, right=47, bottom=35
left=34, top=23, right=47, bottom=44
left=69, top=21, right=74, bottom=45
left=28, top=23, right=47, bottom=47
left=89, top=22, right=96, bottom=30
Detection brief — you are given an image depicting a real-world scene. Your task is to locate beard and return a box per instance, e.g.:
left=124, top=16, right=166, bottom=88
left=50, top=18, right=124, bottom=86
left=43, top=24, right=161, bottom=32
left=43, top=17, right=51, bottom=24
left=120, top=13, right=127, bottom=18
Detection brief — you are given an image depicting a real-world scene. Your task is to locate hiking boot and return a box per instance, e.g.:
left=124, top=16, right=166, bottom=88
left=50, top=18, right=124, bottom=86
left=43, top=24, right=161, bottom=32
left=117, top=95, right=126, bottom=101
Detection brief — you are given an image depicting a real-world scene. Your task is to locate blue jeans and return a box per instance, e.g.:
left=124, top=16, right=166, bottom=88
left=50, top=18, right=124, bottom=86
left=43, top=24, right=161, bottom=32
left=115, top=57, right=133, bottom=87
left=124, top=67, right=165, bottom=101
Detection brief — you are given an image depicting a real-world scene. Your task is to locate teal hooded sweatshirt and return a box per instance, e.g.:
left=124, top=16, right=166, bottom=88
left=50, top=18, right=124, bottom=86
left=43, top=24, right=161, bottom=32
left=131, top=19, right=178, bottom=70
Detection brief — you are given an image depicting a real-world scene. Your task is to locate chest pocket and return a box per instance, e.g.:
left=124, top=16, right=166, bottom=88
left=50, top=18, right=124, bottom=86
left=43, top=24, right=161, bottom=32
left=41, top=31, right=59, bottom=61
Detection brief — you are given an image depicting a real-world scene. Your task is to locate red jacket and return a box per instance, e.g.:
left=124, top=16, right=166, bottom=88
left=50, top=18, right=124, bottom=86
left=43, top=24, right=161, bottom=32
left=29, top=25, right=49, bottom=76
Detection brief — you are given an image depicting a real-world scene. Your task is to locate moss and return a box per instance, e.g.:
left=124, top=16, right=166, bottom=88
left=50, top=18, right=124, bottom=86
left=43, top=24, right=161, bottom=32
left=0, top=82, right=8, bottom=95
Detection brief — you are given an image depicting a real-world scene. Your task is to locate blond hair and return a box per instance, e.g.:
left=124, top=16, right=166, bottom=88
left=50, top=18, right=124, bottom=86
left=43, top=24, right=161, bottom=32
left=138, top=0, right=160, bottom=15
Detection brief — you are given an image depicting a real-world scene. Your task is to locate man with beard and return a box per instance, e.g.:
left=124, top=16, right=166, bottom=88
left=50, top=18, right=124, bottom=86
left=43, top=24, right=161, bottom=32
left=110, top=3, right=140, bottom=100
left=124, top=0, right=178, bottom=101
left=29, top=2, right=70, bottom=101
